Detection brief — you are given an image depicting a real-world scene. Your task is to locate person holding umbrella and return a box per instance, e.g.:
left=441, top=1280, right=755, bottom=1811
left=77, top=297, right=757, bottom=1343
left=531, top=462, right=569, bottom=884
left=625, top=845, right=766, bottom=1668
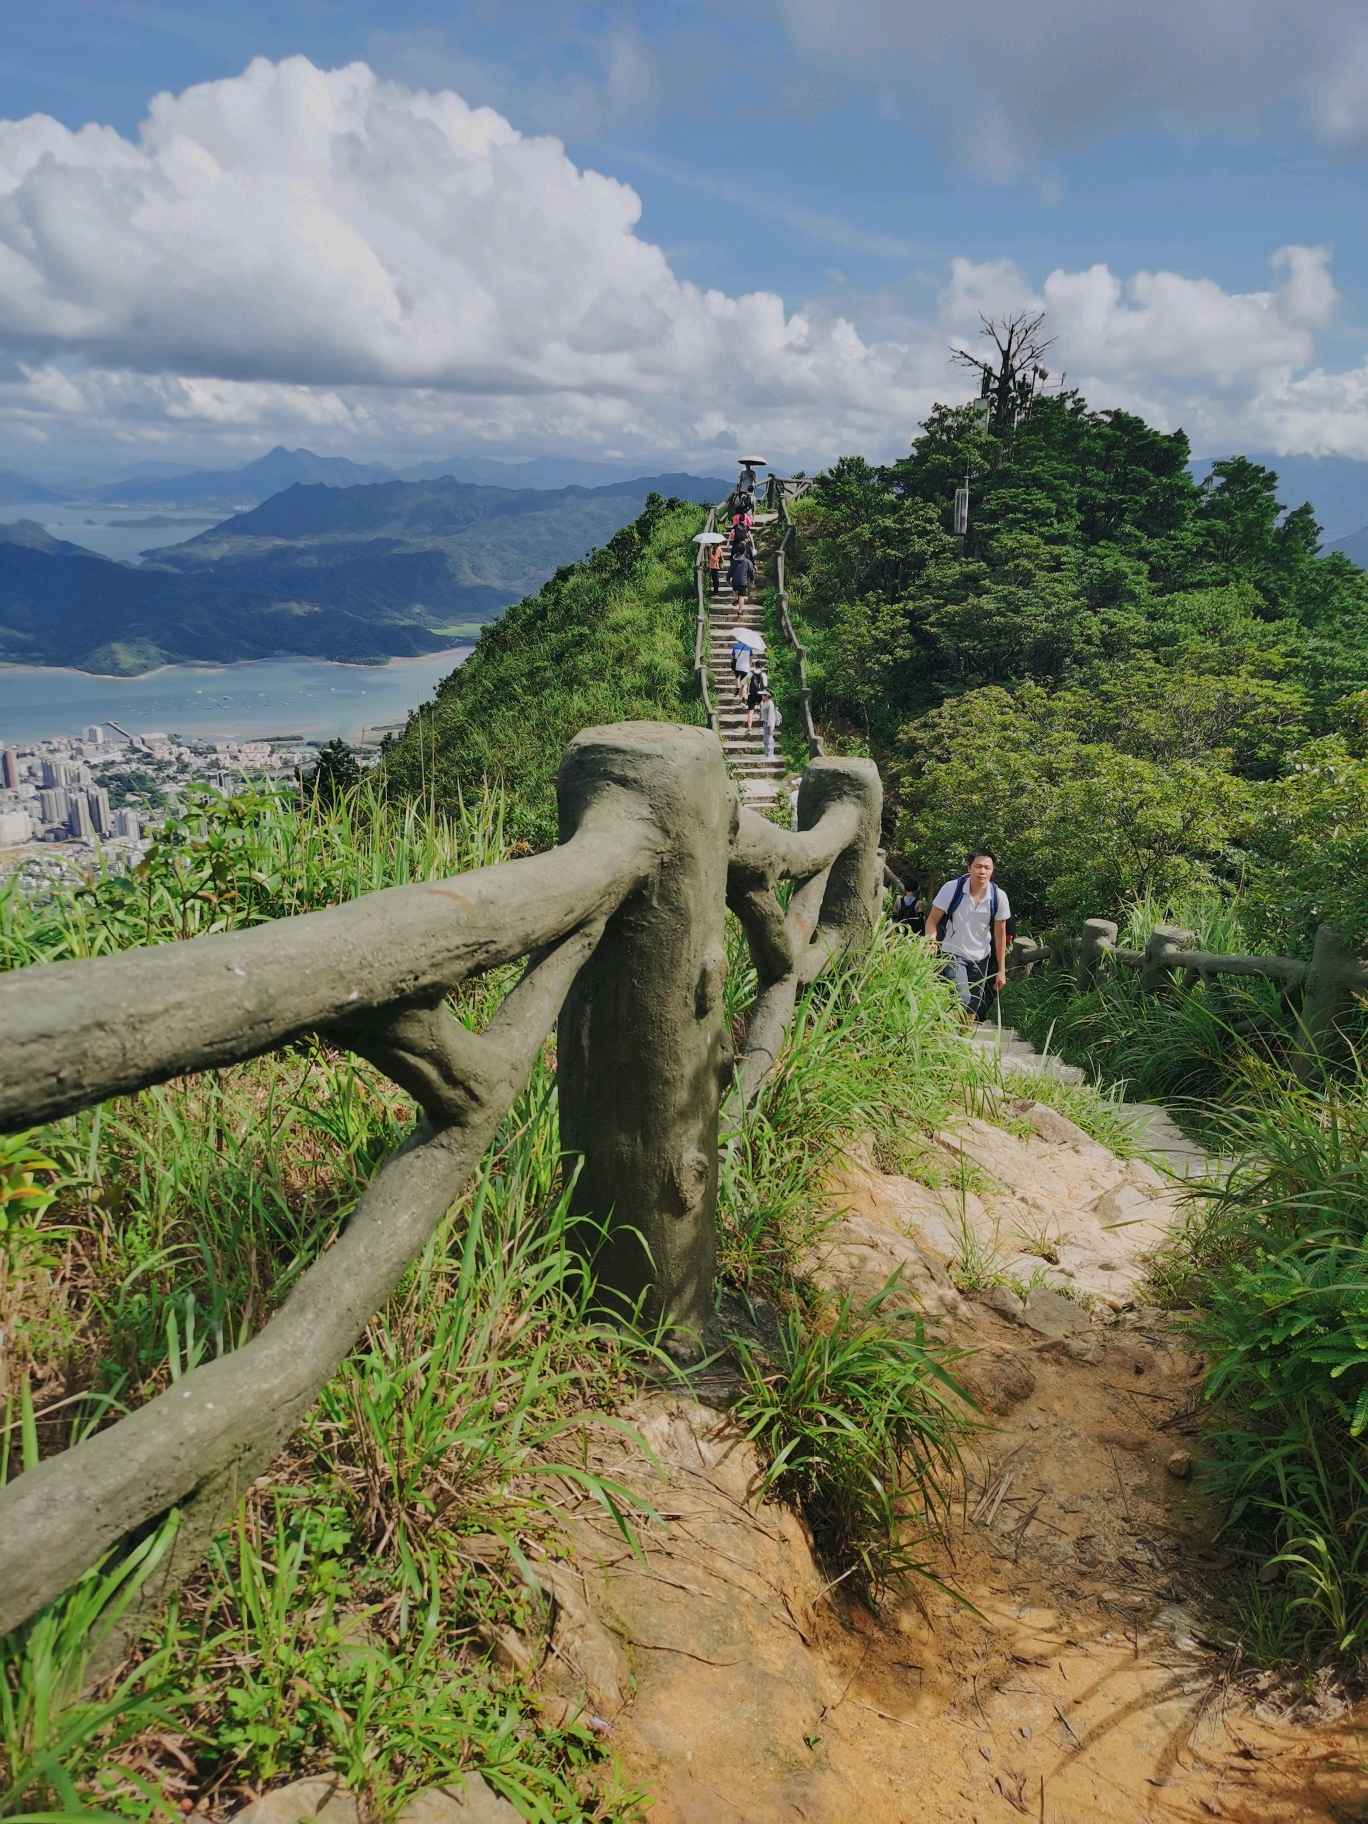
left=734, top=636, right=754, bottom=699
left=730, top=627, right=765, bottom=700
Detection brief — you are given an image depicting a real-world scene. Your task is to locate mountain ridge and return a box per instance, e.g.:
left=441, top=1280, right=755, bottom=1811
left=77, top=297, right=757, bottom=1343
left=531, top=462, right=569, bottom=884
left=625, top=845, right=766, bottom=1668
left=0, top=474, right=722, bottom=675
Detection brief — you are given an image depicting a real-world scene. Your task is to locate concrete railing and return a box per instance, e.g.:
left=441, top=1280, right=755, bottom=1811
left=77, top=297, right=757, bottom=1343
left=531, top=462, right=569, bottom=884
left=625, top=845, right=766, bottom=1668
left=764, top=475, right=823, bottom=759
left=1011, top=917, right=1368, bottom=1082
left=0, top=724, right=881, bottom=1636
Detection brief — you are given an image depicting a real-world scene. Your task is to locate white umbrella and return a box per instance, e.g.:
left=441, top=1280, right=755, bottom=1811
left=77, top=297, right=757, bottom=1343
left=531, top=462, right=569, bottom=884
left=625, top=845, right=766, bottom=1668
left=737, top=455, right=768, bottom=467
left=730, top=628, right=766, bottom=652
left=693, top=531, right=727, bottom=545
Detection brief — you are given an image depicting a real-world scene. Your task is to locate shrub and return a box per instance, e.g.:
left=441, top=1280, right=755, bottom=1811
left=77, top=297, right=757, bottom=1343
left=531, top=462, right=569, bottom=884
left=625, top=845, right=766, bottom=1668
left=1159, top=1056, right=1368, bottom=1670
left=729, top=1283, right=973, bottom=1605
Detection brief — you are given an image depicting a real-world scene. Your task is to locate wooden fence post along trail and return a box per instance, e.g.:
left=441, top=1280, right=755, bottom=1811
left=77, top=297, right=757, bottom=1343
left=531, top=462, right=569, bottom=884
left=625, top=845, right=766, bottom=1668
left=1012, top=916, right=1368, bottom=1082
left=0, top=721, right=881, bottom=1637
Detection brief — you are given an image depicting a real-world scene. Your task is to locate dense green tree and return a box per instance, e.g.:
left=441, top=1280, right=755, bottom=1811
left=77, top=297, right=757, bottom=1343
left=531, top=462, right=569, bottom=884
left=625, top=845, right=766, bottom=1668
left=304, top=738, right=362, bottom=807
left=786, top=377, right=1368, bottom=934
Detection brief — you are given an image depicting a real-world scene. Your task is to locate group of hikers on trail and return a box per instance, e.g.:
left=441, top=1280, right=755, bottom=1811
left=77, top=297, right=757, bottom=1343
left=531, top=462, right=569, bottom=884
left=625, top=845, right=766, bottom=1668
left=728, top=630, right=782, bottom=754
left=714, top=464, right=782, bottom=757
left=892, top=850, right=1012, bottom=1022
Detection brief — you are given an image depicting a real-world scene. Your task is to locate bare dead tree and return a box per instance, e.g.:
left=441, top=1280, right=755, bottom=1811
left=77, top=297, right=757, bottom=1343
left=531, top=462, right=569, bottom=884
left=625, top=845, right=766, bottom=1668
left=950, top=311, right=1056, bottom=448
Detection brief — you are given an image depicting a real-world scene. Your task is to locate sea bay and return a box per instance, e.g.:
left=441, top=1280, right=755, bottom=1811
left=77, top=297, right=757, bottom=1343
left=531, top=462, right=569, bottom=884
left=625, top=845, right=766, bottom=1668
left=0, top=647, right=471, bottom=744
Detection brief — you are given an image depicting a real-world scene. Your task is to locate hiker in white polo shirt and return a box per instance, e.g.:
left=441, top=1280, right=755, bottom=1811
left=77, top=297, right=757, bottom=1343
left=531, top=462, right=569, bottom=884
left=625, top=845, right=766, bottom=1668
left=923, top=849, right=1011, bottom=1021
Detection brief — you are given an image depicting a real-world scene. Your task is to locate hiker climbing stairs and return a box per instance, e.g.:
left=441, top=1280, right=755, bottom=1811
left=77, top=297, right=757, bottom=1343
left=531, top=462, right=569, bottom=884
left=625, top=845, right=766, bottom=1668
left=709, top=509, right=785, bottom=806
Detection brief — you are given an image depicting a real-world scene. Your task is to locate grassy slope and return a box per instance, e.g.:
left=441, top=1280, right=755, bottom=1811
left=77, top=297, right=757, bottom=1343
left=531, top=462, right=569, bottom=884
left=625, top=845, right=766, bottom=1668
left=381, top=496, right=706, bottom=846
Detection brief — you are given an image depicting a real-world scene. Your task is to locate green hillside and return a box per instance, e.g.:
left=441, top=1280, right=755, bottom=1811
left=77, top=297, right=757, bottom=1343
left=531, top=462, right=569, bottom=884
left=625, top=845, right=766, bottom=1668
left=381, top=492, right=707, bottom=844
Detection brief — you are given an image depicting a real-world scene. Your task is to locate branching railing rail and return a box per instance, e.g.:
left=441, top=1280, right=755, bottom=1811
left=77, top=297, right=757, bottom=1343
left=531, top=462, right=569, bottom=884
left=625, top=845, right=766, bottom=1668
left=0, top=723, right=881, bottom=1637
left=1011, top=916, right=1368, bottom=1082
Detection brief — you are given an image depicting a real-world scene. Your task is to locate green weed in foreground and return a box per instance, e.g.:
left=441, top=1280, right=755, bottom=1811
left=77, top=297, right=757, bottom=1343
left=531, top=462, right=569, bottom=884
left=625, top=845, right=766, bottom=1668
left=729, top=1281, right=973, bottom=1607
left=1, top=1071, right=655, bottom=1818
left=1153, top=1055, right=1368, bottom=1674
left=719, top=926, right=985, bottom=1288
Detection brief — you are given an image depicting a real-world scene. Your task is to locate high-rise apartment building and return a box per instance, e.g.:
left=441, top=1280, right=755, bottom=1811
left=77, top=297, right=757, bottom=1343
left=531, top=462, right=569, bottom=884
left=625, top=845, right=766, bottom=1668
left=116, top=808, right=142, bottom=841
left=42, top=759, right=76, bottom=789
left=84, top=724, right=105, bottom=746
left=0, top=809, right=31, bottom=845
left=39, top=788, right=70, bottom=824
left=67, top=796, right=94, bottom=840
left=88, top=788, right=113, bottom=836
left=1, top=748, right=18, bottom=790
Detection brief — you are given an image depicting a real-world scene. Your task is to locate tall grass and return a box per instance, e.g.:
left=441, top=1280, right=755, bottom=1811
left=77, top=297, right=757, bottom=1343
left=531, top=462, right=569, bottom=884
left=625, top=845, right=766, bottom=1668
left=0, top=776, right=510, bottom=968
left=718, top=926, right=986, bottom=1287
left=1001, top=887, right=1308, bottom=1122
left=0, top=785, right=656, bottom=1817
left=1150, top=1054, right=1368, bottom=1673
left=730, top=1284, right=972, bottom=1605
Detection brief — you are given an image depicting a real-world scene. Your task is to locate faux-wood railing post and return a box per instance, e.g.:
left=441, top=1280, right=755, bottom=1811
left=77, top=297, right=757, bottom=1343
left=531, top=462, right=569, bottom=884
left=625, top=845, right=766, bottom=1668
left=556, top=723, right=731, bottom=1352
left=798, top=757, right=883, bottom=949
left=1295, top=923, right=1359, bottom=1082
left=1077, top=918, right=1118, bottom=991
left=1140, top=924, right=1195, bottom=994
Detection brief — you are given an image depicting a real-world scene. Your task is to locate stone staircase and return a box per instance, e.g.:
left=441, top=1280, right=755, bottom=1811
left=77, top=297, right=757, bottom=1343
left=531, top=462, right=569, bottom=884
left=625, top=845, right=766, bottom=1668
left=968, top=1020, right=1213, bottom=1179
left=707, top=511, right=786, bottom=807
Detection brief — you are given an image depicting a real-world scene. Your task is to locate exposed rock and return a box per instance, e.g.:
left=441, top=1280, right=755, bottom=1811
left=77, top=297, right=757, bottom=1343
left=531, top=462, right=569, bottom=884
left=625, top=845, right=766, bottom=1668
left=1166, top=1450, right=1193, bottom=1480
left=957, top=1347, right=1036, bottom=1414
left=231, top=1778, right=358, bottom=1824
left=564, top=1393, right=858, bottom=1823
left=807, top=1158, right=969, bottom=1326
left=1119, top=1156, right=1167, bottom=1193
left=396, top=1774, right=523, bottom=1823
left=1022, top=1103, right=1097, bottom=1148
left=985, top=1284, right=1024, bottom=1323
left=482, top=1622, right=537, bottom=1676
left=1092, top=1183, right=1165, bottom=1230
left=1018, top=1288, right=1092, bottom=1341
left=535, top=1558, right=630, bottom=1715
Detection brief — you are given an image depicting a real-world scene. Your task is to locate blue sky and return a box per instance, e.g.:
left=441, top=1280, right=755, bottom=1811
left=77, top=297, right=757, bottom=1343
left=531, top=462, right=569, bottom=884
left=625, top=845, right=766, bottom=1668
left=3, top=1, right=1367, bottom=478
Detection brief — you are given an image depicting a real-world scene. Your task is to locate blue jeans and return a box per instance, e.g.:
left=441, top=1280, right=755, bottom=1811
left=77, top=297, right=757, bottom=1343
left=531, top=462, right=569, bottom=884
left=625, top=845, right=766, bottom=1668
left=941, top=951, right=994, bottom=1018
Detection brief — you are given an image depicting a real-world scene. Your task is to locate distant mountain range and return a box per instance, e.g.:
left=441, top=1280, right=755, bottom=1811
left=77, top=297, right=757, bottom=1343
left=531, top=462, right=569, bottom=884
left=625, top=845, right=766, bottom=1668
left=0, top=472, right=729, bottom=675
left=91, top=446, right=399, bottom=507
left=67, top=445, right=732, bottom=510
left=1331, top=525, right=1368, bottom=569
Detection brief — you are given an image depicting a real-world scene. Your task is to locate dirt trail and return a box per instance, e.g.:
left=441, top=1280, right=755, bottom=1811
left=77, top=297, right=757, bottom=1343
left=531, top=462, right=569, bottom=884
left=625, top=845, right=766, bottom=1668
left=552, top=1107, right=1367, bottom=1824
left=814, top=1310, right=1367, bottom=1824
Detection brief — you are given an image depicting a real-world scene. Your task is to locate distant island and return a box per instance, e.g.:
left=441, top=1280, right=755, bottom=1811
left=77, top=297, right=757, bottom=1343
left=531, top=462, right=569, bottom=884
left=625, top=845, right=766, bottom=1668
left=0, top=472, right=729, bottom=675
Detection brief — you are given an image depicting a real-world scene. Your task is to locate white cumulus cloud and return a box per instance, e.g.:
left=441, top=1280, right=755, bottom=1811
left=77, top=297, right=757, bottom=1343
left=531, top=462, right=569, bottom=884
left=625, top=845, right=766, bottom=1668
left=0, top=57, right=1365, bottom=470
